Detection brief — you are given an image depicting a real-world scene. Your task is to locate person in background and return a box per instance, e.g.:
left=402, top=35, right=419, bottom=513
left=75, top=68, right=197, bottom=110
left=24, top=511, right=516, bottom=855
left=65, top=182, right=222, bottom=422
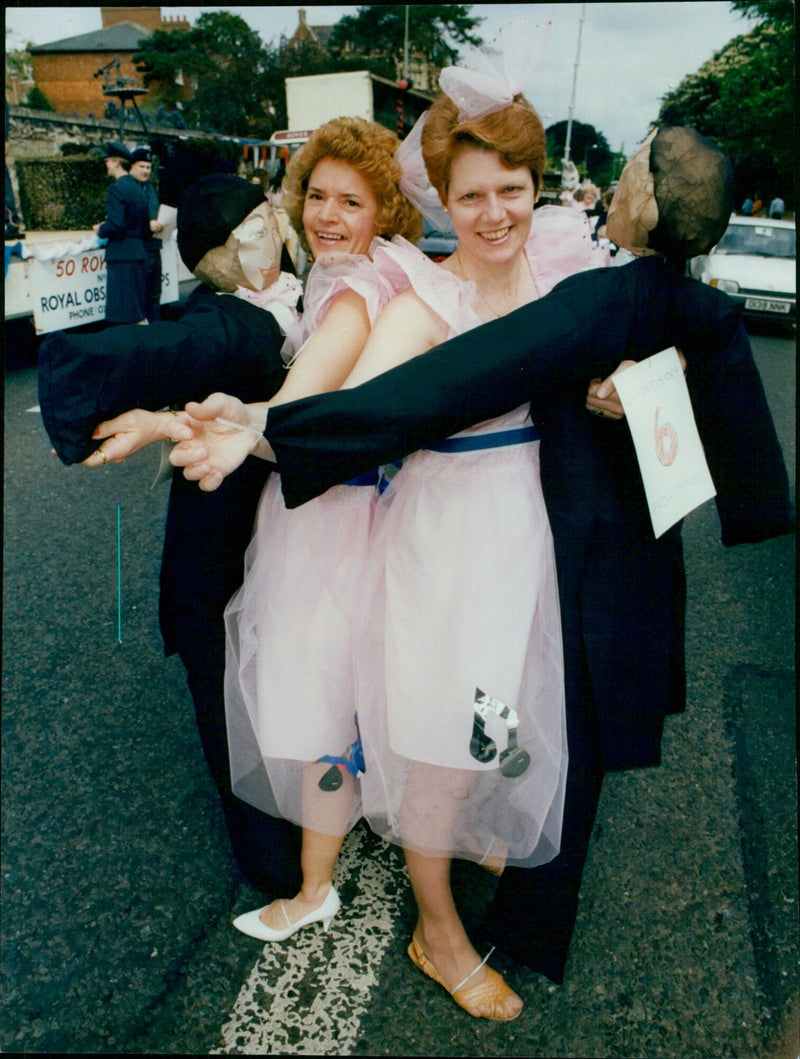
left=579, top=181, right=599, bottom=211
left=269, top=150, right=288, bottom=194
left=93, top=142, right=150, bottom=325
left=768, top=195, right=785, bottom=219
left=250, top=167, right=270, bottom=193
left=593, top=187, right=615, bottom=239
left=130, top=145, right=164, bottom=323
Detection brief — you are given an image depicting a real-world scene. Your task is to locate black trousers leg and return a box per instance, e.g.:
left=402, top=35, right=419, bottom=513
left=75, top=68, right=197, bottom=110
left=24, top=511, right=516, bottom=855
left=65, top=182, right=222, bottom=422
left=182, top=639, right=302, bottom=896
left=481, top=656, right=603, bottom=983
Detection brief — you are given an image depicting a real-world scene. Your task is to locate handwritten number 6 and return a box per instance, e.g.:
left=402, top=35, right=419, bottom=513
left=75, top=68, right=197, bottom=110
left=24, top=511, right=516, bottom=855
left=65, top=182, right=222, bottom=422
left=655, top=407, right=678, bottom=466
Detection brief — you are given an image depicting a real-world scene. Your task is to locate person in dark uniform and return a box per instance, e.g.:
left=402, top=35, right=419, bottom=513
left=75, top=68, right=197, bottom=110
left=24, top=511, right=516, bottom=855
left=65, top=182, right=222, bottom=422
left=39, top=177, right=305, bottom=895
left=130, top=145, right=164, bottom=324
left=92, top=142, right=150, bottom=325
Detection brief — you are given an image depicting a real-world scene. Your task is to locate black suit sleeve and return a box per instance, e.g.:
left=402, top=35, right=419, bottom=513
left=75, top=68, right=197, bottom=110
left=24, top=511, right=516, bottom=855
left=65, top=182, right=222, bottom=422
left=265, top=257, right=793, bottom=545
left=38, top=289, right=289, bottom=464
left=265, top=260, right=645, bottom=506
left=265, top=259, right=719, bottom=503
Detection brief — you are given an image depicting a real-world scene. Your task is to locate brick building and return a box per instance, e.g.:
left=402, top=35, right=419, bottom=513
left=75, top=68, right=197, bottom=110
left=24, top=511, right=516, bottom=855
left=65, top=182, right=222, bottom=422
left=28, top=7, right=189, bottom=117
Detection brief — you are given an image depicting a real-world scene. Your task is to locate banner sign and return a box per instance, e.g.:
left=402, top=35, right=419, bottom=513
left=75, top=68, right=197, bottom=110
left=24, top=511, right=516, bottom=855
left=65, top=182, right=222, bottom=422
left=28, top=236, right=179, bottom=334
left=613, top=346, right=716, bottom=538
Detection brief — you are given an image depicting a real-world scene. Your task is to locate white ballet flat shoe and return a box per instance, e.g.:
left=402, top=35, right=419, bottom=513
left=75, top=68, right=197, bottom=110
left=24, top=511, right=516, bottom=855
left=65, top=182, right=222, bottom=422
left=233, top=885, right=340, bottom=942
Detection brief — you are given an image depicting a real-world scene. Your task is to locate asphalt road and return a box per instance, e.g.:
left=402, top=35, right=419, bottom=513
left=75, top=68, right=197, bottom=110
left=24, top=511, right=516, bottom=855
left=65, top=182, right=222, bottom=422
left=2, top=324, right=796, bottom=1057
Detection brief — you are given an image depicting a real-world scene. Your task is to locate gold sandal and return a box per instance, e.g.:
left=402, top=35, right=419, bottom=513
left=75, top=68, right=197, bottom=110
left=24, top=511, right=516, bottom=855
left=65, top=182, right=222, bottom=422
left=407, top=936, right=523, bottom=1022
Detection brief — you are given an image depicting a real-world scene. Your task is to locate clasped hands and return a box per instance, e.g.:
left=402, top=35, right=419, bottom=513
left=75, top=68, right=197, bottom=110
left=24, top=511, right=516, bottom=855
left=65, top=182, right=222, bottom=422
left=81, top=397, right=268, bottom=490
left=164, top=356, right=640, bottom=492
left=169, top=394, right=272, bottom=492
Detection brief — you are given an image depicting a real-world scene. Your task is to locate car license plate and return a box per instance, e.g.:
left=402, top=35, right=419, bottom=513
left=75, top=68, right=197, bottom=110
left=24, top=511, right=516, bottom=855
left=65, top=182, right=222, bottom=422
left=744, top=297, right=791, bottom=313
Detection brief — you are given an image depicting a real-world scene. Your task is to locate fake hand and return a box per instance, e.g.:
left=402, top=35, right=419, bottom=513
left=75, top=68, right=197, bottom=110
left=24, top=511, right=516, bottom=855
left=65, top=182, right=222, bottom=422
left=585, top=361, right=636, bottom=420
left=585, top=349, right=686, bottom=420
left=169, top=393, right=272, bottom=492
left=82, top=408, right=193, bottom=466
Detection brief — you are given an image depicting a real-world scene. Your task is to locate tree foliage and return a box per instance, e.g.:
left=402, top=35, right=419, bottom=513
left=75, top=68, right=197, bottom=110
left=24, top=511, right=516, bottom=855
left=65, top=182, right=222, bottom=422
left=134, top=12, right=273, bottom=135
left=730, top=0, right=794, bottom=25
left=328, top=5, right=484, bottom=73
left=25, top=86, right=55, bottom=112
left=658, top=6, right=795, bottom=204
left=131, top=5, right=486, bottom=139
left=545, top=120, right=616, bottom=183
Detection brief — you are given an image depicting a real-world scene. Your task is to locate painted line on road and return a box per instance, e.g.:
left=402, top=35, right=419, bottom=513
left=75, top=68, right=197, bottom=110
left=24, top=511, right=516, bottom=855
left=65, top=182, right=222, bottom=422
left=215, top=827, right=408, bottom=1055
left=26, top=405, right=40, bottom=413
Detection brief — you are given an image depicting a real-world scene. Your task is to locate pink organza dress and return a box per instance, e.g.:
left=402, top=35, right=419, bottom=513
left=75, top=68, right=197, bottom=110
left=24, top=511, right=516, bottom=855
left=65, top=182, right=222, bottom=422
left=224, top=237, right=417, bottom=835
left=356, top=207, right=605, bottom=867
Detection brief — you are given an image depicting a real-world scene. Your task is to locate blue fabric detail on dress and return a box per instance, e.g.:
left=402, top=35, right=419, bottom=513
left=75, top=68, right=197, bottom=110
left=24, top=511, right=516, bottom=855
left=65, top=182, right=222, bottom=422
left=345, top=469, right=380, bottom=487
left=316, top=714, right=365, bottom=777
left=427, top=425, right=540, bottom=453
left=378, top=461, right=403, bottom=494
left=343, top=465, right=403, bottom=493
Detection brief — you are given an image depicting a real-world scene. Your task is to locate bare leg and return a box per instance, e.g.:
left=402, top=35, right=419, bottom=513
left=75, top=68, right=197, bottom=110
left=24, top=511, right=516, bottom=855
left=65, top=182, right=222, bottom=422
left=259, top=761, right=353, bottom=929
left=405, top=848, right=523, bottom=1020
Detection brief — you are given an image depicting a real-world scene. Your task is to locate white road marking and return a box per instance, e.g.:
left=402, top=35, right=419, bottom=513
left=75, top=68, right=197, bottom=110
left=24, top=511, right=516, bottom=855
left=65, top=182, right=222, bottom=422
left=215, top=827, right=408, bottom=1055
left=26, top=405, right=41, bottom=413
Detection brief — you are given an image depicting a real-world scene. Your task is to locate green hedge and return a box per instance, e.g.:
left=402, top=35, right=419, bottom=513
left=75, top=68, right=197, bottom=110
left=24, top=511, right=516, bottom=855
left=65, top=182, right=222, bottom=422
left=16, top=156, right=159, bottom=231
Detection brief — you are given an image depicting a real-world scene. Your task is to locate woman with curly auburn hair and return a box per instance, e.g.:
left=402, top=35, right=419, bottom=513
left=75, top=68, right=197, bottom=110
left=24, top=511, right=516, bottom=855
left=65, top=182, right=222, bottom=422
left=282, top=117, right=422, bottom=255
left=169, top=116, right=425, bottom=951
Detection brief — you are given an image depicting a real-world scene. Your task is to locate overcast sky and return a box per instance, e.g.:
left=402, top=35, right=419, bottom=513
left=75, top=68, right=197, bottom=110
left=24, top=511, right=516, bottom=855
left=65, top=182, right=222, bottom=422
left=5, top=3, right=758, bottom=153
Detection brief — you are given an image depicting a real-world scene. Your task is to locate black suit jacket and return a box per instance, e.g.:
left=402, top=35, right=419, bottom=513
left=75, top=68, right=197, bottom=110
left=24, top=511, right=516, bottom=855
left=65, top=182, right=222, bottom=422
left=264, top=257, right=793, bottom=769
left=37, top=285, right=291, bottom=661
left=38, top=286, right=289, bottom=465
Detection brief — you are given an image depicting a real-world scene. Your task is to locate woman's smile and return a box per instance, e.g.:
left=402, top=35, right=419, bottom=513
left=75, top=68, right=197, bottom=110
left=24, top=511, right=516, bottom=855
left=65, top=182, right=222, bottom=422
left=303, top=157, right=380, bottom=259
left=445, top=147, right=535, bottom=267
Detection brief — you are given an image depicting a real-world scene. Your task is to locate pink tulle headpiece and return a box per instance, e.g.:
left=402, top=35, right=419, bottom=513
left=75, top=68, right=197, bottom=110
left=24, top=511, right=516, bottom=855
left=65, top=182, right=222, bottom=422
left=439, top=17, right=550, bottom=121
left=397, top=17, right=550, bottom=228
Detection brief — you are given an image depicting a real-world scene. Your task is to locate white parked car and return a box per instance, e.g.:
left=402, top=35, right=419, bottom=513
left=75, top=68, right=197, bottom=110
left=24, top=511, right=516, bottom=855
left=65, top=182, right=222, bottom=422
left=688, top=215, right=796, bottom=324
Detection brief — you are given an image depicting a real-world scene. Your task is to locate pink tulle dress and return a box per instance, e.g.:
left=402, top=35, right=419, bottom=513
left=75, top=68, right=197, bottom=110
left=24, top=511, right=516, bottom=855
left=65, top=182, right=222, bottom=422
left=224, top=237, right=415, bottom=835
left=355, top=207, right=605, bottom=868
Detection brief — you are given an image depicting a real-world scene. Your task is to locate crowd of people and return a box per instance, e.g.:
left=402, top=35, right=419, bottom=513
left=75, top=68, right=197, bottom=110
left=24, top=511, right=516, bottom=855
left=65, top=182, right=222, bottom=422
left=37, top=29, right=793, bottom=1027
left=740, top=191, right=788, bottom=218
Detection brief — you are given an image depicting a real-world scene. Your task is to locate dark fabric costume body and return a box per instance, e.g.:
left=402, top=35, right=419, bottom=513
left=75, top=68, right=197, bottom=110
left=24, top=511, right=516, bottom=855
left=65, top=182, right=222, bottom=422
left=264, top=257, right=793, bottom=980
left=38, top=282, right=303, bottom=893
left=97, top=173, right=151, bottom=324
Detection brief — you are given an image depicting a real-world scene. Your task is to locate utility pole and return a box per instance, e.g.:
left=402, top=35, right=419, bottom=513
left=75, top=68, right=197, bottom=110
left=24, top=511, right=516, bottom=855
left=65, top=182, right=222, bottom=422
left=403, top=5, right=410, bottom=83
left=563, top=3, right=585, bottom=165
